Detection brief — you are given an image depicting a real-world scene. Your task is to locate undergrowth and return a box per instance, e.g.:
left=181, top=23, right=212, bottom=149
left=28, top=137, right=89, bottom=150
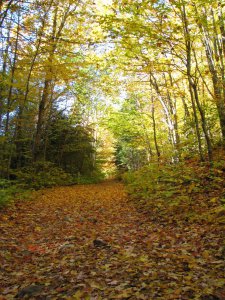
left=0, top=180, right=14, bottom=207
left=0, top=162, right=105, bottom=208
left=0, top=179, right=33, bottom=208
left=123, top=160, right=225, bottom=225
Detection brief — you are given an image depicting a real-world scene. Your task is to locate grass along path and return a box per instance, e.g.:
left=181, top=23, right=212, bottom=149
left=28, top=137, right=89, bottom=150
left=0, top=181, right=224, bottom=299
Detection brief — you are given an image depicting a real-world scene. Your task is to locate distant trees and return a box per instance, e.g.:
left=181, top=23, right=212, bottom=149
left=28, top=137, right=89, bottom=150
left=45, top=110, right=95, bottom=175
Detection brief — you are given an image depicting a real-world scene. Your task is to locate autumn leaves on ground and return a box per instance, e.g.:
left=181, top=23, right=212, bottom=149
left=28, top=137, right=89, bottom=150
left=0, top=181, right=225, bottom=300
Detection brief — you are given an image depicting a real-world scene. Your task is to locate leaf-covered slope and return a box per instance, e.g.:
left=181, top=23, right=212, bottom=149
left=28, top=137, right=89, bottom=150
left=0, top=181, right=224, bottom=299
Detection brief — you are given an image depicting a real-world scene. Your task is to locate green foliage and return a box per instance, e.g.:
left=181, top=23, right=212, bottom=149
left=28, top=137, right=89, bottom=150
left=74, top=169, right=105, bottom=184
left=0, top=179, right=32, bottom=208
left=12, top=162, right=74, bottom=189
left=0, top=163, right=105, bottom=207
left=123, top=159, right=223, bottom=198
left=0, top=179, right=14, bottom=207
left=123, top=159, right=225, bottom=223
left=115, top=141, right=147, bottom=171
left=123, top=162, right=219, bottom=217
left=45, top=110, right=95, bottom=176
left=0, top=108, right=99, bottom=193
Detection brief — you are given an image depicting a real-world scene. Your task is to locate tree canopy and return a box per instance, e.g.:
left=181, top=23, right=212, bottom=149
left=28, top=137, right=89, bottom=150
left=0, top=0, right=225, bottom=181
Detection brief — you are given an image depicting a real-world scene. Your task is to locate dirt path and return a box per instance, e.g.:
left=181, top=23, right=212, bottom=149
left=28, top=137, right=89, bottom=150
left=0, top=181, right=224, bottom=299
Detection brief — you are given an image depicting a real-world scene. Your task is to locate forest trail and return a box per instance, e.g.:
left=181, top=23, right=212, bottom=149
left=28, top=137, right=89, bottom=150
left=0, top=181, right=224, bottom=300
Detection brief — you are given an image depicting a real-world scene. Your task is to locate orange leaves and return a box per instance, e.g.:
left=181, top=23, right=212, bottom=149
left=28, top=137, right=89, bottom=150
left=27, top=244, right=45, bottom=254
left=0, top=181, right=225, bottom=299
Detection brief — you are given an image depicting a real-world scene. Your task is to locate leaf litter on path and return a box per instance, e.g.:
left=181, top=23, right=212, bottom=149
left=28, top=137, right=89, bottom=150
left=0, top=181, right=224, bottom=299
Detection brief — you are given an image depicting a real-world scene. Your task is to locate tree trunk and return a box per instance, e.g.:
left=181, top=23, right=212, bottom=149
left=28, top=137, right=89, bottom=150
left=0, top=0, right=15, bottom=27
left=194, top=3, right=225, bottom=143
left=33, top=78, right=52, bottom=160
left=192, top=82, right=213, bottom=161
left=181, top=0, right=204, bottom=161
left=5, top=11, right=20, bottom=134
left=16, top=9, right=50, bottom=164
left=151, top=95, right=160, bottom=161
left=149, top=72, right=179, bottom=159
left=33, top=3, right=73, bottom=160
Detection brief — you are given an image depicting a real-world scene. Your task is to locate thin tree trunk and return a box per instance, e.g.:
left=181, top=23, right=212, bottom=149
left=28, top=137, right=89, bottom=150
left=181, top=0, right=204, bottom=161
left=15, top=5, right=52, bottom=165
left=33, top=78, right=52, bottom=160
left=192, top=82, right=213, bottom=161
left=163, top=72, right=180, bottom=159
left=218, top=1, right=225, bottom=60
left=0, top=0, right=15, bottom=27
left=151, top=95, right=160, bottom=161
left=135, top=97, right=153, bottom=161
left=0, top=21, right=10, bottom=131
left=5, top=11, right=20, bottom=134
left=149, top=72, right=179, bottom=157
left=33, top=5, right=58, bottom=160
left=33, top=3, right=73, bottom=160
left=194, top=3, right=225, bottom=142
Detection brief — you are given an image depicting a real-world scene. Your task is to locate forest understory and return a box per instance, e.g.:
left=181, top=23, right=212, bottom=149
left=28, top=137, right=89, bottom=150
left=0, top=180, right=225, bottom=300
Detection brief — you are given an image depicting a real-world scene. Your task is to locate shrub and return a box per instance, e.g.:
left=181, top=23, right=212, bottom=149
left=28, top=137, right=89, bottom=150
left=0, top=179, right=18, bottom=207
left=122, top=162, right=203, bottom=201
left=12, top=161, right=74, bottom=189
left=0, top=188, right=13, bottom=207
left=74, top=169, right=105, bottom=184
